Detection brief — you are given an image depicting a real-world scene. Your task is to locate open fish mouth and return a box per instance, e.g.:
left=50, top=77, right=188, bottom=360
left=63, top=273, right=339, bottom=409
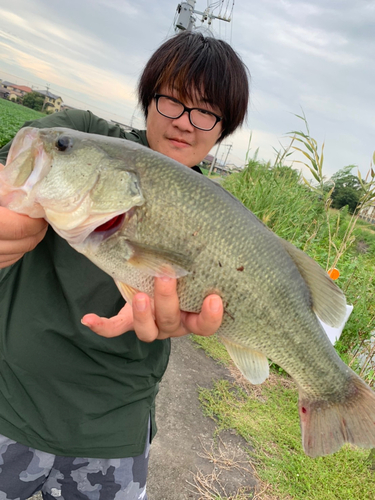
left=49, top=211, right=128, bottom=247
left=93, top=214, right=126, bottom=233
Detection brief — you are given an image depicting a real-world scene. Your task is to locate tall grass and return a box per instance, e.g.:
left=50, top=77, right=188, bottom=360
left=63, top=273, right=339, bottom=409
left=222, top=160, right=325, bottom=249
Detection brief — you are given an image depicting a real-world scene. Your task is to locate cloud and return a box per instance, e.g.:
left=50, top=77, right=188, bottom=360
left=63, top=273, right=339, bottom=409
left=0, top=7, right=115, bottom=63
left=0, top=0, right=373, bottom=176
left=0, top=36, right=139, bottom=129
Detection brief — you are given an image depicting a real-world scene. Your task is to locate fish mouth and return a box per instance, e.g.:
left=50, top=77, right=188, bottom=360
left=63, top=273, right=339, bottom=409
left=47, top=210, right=128, bottom=247
left=84, top=210, right=134, bottom=243
left=68, top=211, right=130, bottom=251
left=93, top=213, right=126, bottom=236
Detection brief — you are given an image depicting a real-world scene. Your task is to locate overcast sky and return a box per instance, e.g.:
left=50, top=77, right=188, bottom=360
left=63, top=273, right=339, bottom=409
left=0, top=0, right=374, bottom=178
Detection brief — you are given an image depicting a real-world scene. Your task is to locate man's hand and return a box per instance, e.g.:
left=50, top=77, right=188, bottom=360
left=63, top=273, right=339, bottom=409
left=0, top=207, right=48, bottom=268
left=81, top=276, right=223, bottom=341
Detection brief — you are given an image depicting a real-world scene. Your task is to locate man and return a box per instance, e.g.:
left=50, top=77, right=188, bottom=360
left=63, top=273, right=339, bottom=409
left=0, top=31, right=249, bottom=499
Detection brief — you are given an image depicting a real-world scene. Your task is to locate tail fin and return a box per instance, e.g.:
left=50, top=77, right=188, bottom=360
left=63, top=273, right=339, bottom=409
left=299, top=375, right=375, bottom=457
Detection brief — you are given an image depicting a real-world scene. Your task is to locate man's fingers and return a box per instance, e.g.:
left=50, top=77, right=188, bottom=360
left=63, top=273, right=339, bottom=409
left=181, top=295, right=223, bottom=337
left=0, top=208, right=48, bottom=239
left=0, top=229, right=47, bottom=255
left=81, top=304, right=134, bottom=338
left=132, top=294, right=159, bottom=342
left=153, top=276, right=181, bottom=333
left=82, top=283, right=223, bottom=342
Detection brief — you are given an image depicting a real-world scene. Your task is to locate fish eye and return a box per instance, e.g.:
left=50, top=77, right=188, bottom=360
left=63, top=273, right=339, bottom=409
left=56, top=136, right=73, bottom=152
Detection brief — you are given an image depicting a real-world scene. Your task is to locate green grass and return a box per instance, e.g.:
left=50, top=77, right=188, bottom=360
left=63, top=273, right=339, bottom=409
left=0, top=99, right=45, bottom=148
left=222, top=161, right=326, bottom=248
left=198, top=369, right=375, bottom=499
left=191, top=334, right=232, bottom=366
left=200, top=166, right=222, bottom=178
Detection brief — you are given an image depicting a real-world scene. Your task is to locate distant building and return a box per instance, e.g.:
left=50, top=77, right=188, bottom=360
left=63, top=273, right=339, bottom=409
left=211, top=163, right=242, bottom=176
left=225, top=163, right=243, bottom=173
left=0, top=88, right=9, bottom=99
left=0, top=81, right=33, bottom=96
left=0, top=81, right=64, bottom=112
left=60, top=103, right=77, bottom=112
left=200, top=154, right=242, bottom=176
left=35, top=89, right=63, bottom=113
left=359, top=204, right=375, bottom=225
left=7, top=89, right=24, bottom=102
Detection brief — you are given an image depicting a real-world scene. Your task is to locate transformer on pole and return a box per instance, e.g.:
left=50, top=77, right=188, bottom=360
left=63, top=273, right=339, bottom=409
left=175, top=1, right=233, bottom=32
left=175, top=1, right=196, bottom=31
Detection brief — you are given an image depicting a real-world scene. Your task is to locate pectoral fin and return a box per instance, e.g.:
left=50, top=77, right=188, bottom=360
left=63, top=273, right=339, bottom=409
left=115, top=281, right=140, bottom=304
left=126, top=240, right=192, bottom=278
left=221, top=337, right=269, bottom=384
left=279, top=238, right=347, bottom=328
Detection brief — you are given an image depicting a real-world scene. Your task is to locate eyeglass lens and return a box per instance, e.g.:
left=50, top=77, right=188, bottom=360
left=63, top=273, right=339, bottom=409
left=157, top=96, right=217, bottom=131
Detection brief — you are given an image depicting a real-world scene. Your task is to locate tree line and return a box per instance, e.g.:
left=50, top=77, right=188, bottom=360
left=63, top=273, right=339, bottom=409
left=324, top=165, right=363, bottom=213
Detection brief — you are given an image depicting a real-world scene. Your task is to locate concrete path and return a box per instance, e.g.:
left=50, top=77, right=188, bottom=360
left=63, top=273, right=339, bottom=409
left=29, top=336, right=257, bottom=499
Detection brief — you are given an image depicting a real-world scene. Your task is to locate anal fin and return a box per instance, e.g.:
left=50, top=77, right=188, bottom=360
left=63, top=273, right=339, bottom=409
left=221, top=337, right=269, bottom=384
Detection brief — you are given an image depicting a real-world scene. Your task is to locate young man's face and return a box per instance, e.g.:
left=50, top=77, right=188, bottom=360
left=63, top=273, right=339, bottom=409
left=146, top=87, right=223, bottom=168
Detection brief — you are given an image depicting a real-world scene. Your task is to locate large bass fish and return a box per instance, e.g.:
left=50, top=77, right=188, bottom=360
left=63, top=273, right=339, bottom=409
left=1, top=126, right=374, bottom=458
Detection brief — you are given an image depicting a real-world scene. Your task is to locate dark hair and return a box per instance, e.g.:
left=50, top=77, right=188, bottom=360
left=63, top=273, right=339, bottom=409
left=138, top=31, right=250, bottom=141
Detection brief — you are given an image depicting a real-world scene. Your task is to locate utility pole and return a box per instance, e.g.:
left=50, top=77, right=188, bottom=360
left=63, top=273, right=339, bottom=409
left=42, top=83, right=50, bottom=112
left=174, top=1, right=233, bottom=32
left=209, top=144, right=232, bottom=175
left=209, top=142, right=221, bottom=176
left=223, top=144, right=232, bottom=168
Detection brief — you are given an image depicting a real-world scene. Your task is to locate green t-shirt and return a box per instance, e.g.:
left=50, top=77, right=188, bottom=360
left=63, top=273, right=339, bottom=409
left=0, top=110, right=171, bottom=458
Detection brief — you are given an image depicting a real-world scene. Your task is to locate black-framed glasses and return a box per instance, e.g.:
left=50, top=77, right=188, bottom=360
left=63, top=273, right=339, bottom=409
left=154, top=94, right=222, bottom=131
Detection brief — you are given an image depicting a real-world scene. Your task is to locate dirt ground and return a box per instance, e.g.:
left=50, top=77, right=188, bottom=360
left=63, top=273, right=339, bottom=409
left=29, top=336, right=257, bottom=500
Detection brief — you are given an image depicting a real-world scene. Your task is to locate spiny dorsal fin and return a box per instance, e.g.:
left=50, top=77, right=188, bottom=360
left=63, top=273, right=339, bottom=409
left=279, top=238, right=347, bottom=328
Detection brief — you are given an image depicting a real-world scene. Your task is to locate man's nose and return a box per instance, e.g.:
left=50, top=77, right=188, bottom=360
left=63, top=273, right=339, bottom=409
left=171, top=110, right=194, bottom=130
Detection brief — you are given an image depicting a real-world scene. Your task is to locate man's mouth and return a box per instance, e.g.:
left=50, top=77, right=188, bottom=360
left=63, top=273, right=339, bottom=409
left=168, top=137, right=190, bottom=147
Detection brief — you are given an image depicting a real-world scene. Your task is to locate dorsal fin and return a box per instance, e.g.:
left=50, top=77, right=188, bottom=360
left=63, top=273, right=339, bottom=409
left=279, top=238, right=347, bottom=328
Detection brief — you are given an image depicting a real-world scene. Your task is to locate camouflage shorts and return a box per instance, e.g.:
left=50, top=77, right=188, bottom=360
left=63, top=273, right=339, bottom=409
left=0, top=430, right=150, bottom=500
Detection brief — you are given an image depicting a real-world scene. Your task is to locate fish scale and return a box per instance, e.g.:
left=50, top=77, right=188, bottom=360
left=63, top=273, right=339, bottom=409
left=1, top=126, right=375, bottom=458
